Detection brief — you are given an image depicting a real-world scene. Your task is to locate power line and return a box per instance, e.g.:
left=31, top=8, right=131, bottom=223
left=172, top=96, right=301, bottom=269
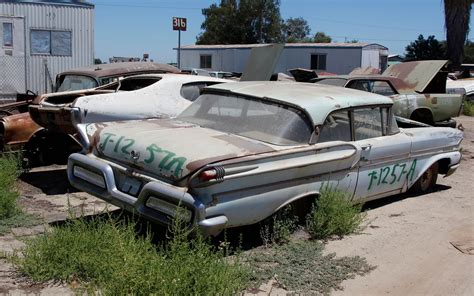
left=330, top=35, right=421, bottom=42
left=93, top=2, right=203, bottom=10
left=315, top=18, right=444, bottom=34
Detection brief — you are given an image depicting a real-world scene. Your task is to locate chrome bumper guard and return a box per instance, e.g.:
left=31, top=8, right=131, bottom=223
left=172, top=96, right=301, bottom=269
left=67, top=153, right=228, bottom=236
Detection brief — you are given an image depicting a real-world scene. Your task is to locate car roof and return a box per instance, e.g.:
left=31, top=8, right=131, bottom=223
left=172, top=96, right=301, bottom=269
left=314, top=75, right=414, bottom=94
left=58, top=62, right=181, bottom=78
left=121, top=73, right=230, bottom=83
left=205, top=81, right=393, bottom=125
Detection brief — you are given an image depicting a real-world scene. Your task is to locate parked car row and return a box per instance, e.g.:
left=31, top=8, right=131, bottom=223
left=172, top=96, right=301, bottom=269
left=0, top=60, right=464, bottom=236
left=68, top=81, right=463, bottom=236
left=313, top=60, right=464, bottom=127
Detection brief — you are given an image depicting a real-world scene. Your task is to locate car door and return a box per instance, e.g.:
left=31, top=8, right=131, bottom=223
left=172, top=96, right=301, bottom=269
left=351, top=106, right=413, bottom=202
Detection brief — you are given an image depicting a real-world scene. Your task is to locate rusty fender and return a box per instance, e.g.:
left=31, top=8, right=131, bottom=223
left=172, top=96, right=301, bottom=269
left=0, top=113, right=42, bottom=149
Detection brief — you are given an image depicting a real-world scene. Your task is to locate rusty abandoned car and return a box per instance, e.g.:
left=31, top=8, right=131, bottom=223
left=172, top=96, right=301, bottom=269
left=0, top=62, right=181, bottom=164
left=67, top=82, right=463, bottom=236
left=29, top=74, right=230, bottom=150
left=313, top=60, right=464, bottom=127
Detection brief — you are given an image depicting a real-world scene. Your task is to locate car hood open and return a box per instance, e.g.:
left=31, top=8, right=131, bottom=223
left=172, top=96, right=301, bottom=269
left=382, top=60, right=448, bottom=93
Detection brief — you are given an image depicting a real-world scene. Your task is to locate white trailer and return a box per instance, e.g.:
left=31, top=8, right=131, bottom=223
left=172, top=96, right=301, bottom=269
left=0, top=0, right=94, bottom=102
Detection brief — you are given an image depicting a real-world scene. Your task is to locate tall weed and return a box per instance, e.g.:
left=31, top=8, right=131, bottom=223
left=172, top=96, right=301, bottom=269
left=306, top=186, right=366, bottom=240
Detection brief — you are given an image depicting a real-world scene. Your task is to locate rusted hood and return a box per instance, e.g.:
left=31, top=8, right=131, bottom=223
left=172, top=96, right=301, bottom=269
left=382, top=60, right=448, bottom=93
left=90, top=119, right=275, bottom=181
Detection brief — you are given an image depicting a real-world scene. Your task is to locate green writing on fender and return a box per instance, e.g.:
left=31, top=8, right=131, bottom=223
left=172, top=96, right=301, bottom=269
left=99, top=133, right=187, bottom=178
left=368, top=159, right=417, bottom=190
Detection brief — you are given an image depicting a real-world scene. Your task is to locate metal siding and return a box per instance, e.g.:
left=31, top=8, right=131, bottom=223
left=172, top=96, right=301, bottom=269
left=181, top=47, right=363, bottom=75
left=0, top=2, right=93, bottom=94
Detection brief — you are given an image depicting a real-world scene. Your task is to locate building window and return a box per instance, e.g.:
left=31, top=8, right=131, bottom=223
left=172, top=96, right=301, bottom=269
left=3, top=23, right=13, bottom=47
left=310, top=54, right=327, bottom=70
left=200, top=55, right=212, bottom=68
left=31, top=30, right=72, bottom=56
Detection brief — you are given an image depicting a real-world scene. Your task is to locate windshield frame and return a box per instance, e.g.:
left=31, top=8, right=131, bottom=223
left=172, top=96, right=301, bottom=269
left=177, top=91, right=315, bottom=146
left=55, top=74, right=99, bottom=92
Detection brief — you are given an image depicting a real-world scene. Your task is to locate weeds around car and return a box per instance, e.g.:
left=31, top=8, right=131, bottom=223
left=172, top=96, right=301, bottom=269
left=306, top=185, right=366, bottom=240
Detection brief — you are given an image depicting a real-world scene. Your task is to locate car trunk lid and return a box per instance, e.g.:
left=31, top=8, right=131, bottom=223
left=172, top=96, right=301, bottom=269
left=91, top=119, right=276, bottom=182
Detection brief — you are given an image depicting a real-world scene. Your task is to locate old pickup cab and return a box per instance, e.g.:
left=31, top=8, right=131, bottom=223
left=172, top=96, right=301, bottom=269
left=68, top=82, right=463, bottom=236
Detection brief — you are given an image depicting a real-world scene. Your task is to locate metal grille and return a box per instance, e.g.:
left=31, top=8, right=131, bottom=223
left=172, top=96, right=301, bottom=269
left=0, top=56, right=27, bottom=103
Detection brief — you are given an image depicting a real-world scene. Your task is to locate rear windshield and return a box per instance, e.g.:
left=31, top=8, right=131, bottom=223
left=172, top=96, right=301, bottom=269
left=56, top=75, right=98, bottom=92
left=178, top=93, right=312, bottom=145
left=313, top=78, right=347, bottom=87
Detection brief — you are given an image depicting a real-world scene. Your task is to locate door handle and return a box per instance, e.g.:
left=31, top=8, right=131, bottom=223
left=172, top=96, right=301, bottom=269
left=360, top=144, right=372, bottom=162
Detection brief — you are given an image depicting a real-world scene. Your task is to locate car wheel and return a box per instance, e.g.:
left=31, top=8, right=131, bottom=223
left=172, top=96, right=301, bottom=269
left=412, top=162, right=438, bottom=193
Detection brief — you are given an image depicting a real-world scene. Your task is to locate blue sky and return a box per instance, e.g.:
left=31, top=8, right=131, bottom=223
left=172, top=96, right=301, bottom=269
left=93, top=0, right=472, bottom=63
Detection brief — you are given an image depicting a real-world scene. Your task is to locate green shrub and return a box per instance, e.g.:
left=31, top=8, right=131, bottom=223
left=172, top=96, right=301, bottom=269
left=0, top=156, right=21, bottom=219
left=249, top=240, right=374, bottom=294
left=12, top=216, right=251, bottom=295
left=260, top=206, right=298, bottom=246
left=463, top=100, right=474, bottom=116
left=306, top=187, right=366, bottom=240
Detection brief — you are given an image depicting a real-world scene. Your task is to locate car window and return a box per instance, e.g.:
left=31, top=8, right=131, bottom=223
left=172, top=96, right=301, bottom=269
left=118, top=77, right=161, bottom=91
left=346, top=80, right=370, bottom=92
left=313, top=78, right=347, bottom=87
left=353, top=107, right=383, bottom=140
left=318, top=110, right=351, bottom=143
left=99, top=77, right=119, bottom=86
left=56, top=75, right=98, bottom=92
left=178, top=93, right=312, bottom=145
left=371, top=81, right=396, bottom=96
left=382, top=107, right=400, bottom=135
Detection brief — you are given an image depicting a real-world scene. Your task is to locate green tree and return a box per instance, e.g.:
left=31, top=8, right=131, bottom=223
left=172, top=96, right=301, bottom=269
left=405, top=34, right=446, bottom=61
left=196, top=0, right=283, bottom=44
left=313, top=32, right=332, bottom=43
left=444, top=0, right=472, bottom=69
left=94, top=58, right=103, bottom=64
left=464, top=41, right=474, bottom=63
left=281, top=17, right=310, bottom=42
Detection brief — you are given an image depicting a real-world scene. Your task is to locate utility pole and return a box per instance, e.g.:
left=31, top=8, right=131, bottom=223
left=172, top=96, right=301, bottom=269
left=173, top=17, right=187, bottom=69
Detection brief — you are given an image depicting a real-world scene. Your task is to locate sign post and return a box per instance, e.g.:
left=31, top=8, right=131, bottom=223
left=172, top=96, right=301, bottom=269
left=172, top=17, right=187, bottom=69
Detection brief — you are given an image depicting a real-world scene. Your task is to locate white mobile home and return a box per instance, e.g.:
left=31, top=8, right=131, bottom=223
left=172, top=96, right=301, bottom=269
left=178, top=43, right=388, bottom=75
left=0, top=0, right=94, bottom=102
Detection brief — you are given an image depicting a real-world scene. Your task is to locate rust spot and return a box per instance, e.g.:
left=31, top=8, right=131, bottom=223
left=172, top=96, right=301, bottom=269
left=431, top=97, right=438, bottom=104
left=214, top=134, right=274, bottom=153
left=1, top=113, right=42, bottom=146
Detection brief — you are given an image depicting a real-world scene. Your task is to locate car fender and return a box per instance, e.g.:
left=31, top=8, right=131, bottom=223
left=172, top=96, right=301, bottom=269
left=273, top=191, right=320, bottom=213
left=406, top=151, right=461, bottom=190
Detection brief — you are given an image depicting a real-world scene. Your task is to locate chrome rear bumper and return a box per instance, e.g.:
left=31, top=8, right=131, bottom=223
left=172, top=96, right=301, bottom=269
left=67, top=153, right=228, bottom=236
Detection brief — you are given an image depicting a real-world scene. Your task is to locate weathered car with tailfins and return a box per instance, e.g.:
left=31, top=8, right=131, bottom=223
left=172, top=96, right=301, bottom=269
left=67, top=82, right=463, bottom=236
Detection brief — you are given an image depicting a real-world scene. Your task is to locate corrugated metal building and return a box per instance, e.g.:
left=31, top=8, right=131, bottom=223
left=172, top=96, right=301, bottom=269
left=178, top=43, right=389, bottom=75
left=0, top=0, right=94, bottom=102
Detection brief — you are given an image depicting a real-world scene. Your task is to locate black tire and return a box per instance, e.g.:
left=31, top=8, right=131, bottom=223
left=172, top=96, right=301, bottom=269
left=411, top=162, right=438, bottom=193
left=434, top=119, right=457, bottom=128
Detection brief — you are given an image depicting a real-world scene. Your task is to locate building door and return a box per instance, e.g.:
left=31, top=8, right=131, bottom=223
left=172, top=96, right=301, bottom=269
left=0, top=16, right=26, bottom=102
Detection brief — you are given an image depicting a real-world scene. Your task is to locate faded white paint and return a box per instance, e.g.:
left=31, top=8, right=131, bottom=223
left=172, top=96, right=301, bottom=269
left=68, top=82, right=463, bottom=236
left=73, top=74, right=230, bottom=123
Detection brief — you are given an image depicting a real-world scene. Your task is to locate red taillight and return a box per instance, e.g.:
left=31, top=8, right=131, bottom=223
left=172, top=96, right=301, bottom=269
left=199, top=169, right=217, bottom=181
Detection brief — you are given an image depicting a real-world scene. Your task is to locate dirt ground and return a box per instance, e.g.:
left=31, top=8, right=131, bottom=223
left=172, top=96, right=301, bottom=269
left=0, top=116, right=473, bottom=295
